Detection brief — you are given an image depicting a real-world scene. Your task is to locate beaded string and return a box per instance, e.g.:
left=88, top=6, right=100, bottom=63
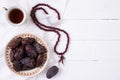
left=30, top=3, right=70, bottom=64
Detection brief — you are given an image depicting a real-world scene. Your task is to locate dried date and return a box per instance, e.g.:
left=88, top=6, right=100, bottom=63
left=22, top=37, right=35, bottom=45
left=14, top=46, right=24, bottom=60
left=21, top=65, right=33, bottom=71
left=10, top=49, right=15, bottom=62
left=36, top=55, right=44, bottom=67
left=8, top=37, right=22, bottom=49
left=46, top=66, right=59, bottom=79
left=13, top=60, right=21, bottom=71
left=33, top=41, right=47, bottom=54
left=20, top=57, right=35, bottom=68
left=25, top=45, right=37, bottom=58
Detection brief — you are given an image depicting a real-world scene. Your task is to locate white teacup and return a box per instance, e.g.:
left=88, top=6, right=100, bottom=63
left=6, top=7, right=26, bottom=26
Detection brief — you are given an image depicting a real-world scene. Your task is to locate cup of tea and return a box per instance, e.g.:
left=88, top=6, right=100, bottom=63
left=6, top=7, right=26, bottom=26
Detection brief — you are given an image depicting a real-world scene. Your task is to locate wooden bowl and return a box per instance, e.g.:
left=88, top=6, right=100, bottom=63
left=5, top=33, right=49, bottom=77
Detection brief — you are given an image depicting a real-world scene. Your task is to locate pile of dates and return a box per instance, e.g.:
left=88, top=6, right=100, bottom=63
left=8, top=37, right=47, bottom=71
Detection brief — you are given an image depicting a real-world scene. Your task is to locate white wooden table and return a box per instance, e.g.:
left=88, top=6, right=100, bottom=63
left=0, top=0, right=120, bottom=80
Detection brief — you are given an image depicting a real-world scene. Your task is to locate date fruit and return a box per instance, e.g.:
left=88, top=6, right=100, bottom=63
left=14, top=46, right=24, bottom=60
left=25, top=45, right=37, bottom=58
left=22, top=37, right=35, bottom=45
left=33, top=41, right=47, bottom=54
left=8, top=37, right=22, bottom=49
left=13, top=60, right=21, bottom=71
left=21, top=65, right=33, bottom=71
left=36, top=55, right=43, bottom=67
left=10, top=49, right=15, bottom=62
left=20, top=57, right=35, bottom=68
left=46, top=66, right=59, bottom=79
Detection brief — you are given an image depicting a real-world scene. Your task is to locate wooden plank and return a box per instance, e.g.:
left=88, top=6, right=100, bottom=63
left=47, top=41, right=120, bottom=61
left=59, top=20, right=120, bottom=40
left=64, top=0, right=120, bottom=19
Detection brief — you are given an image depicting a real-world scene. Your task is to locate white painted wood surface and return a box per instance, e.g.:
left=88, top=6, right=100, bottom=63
left=0, top=0, right=120, bottom=80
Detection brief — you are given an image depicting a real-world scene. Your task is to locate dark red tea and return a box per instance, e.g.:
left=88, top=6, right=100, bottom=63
left=9, top=8, right=24, bottom=24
